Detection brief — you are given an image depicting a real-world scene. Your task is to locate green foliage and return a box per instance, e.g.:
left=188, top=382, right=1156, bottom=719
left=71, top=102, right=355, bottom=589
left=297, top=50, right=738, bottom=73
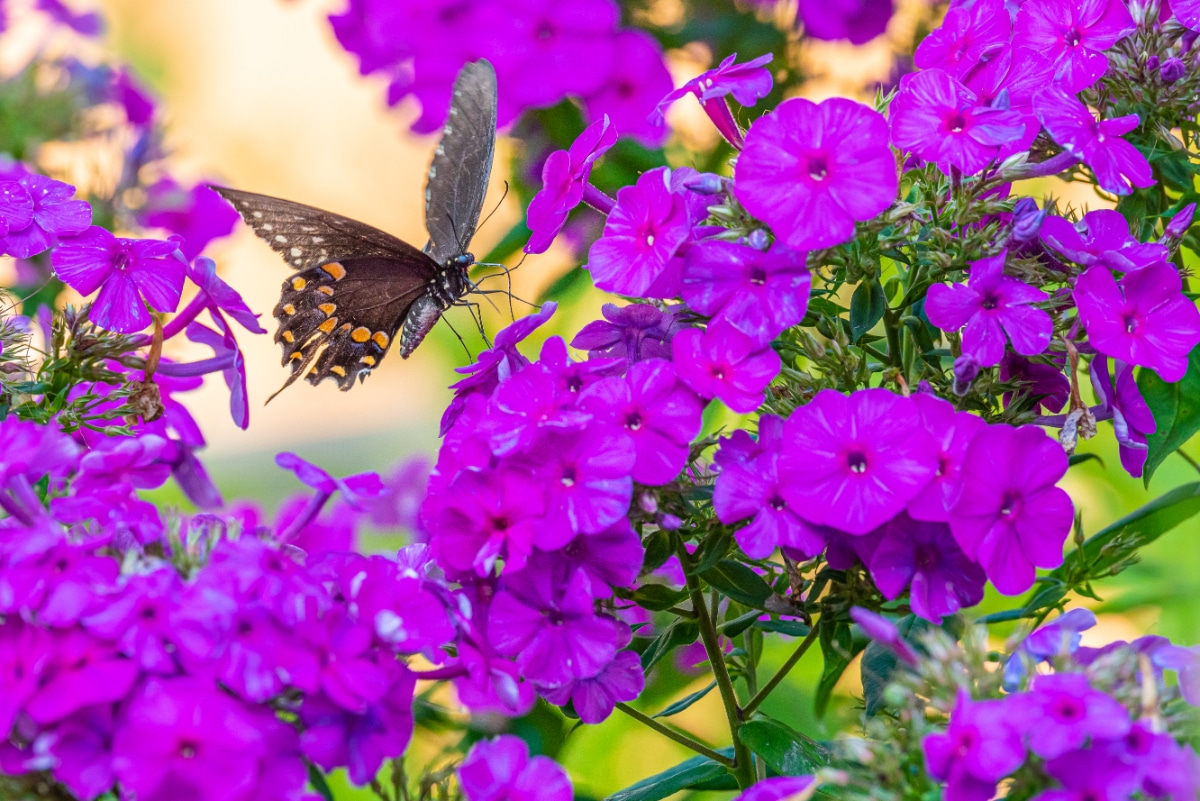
left=1139, top=345, right=1200, bottom=485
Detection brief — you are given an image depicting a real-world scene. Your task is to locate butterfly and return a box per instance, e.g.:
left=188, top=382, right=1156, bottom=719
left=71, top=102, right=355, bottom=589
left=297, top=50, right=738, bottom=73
left=212, top=58, right=497, bottom=396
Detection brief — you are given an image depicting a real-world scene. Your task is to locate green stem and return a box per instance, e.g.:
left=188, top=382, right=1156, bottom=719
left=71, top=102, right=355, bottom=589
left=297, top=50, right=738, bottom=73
left=677, top=541, right=757, bottom=790
left=742, top=624, right=820, bottom=717
left=615, top=703, right=734, bottom=768
left=883, top=310, right=903, bottom=368
left=1176, top=447, right=1200, bottom=477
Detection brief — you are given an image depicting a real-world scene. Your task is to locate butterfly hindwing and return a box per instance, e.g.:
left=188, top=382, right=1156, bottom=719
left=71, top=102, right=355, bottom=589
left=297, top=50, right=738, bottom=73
left=423, top=59, right=497, bottom=265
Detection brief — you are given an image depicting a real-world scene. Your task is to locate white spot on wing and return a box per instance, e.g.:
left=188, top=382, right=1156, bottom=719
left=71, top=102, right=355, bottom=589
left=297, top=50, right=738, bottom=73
left=275, top=235, right=288, bottom=243
left=252, top=211, right=263, bottom=219
left=290, top=247, right=302, bottom=257
left=312, top=236, right=325, bottom=244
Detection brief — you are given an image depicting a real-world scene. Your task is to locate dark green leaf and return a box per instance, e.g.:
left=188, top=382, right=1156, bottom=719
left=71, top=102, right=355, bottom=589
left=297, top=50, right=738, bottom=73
left=754, top=619, right=811, bottom=638
left=1138, top=346, right=1200, bottom=485
left=641, top=529, right=674, bottom=573
left=814, top=619, right=862, bottom=717
left=693, top=529, right=733, bottom=574
left=631, top=584, right=690, bottom=612
left=306, top=762, right=335, bottom=801
left=699, top=560, right=772, bottom=609
left=604, top=755, right=729, bottom=801
left=738, top=717, right=829, bottom=776
left=849, top=278, right=886, bottom=343
left=1068, top=452, right=1104, bottom=469
left=640, top=618, right=701, bottom=672
left=721, top=609, right=763, bottom=638
left=653, top=681, right=716, bottom=718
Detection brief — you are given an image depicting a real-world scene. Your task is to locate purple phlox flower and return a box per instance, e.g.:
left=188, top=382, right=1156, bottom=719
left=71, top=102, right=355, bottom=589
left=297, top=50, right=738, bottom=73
left=537, top=335, right=625, bottom=397
left=926, top=251, right=1053, bottom=367
left=1000, top=351, right=1070, bottom=414
left=50, top=484, right=164, bottom=548
left=906, top=393, right=987, bottom=522
left=579, top=358, right=703, bottom=486
left=552, top=518, right=644, bottom=595
left=713, top=424, right=766, bottom=471
left=581, top=29, right=671, bottom=147
left=455, top=634, right=537, bottom=716
left=1034, top=88, right=1152, bottom=196
left=586, top=166, right=697, bottom=298
left=73, top=434, right=174, bottom=495
left=442, top=302, right=556, bottom=435
left=458, top=735, right=573, bottom=801
left=797, top=0, right=894, bottom=45
left=652, top=53, right=773, bottom=149
left=541, top=647, right=644, bottom=723
left=914, top=0, right=1011, bottom=78
left=1037, top=744, right=1142, bottom=801
left=111, top=676, right=272, bottom=801
left=275, top=452, right=386, bottom=511
left=0, top=619, right=56, bottom=735
left=714, top=415, right=828, bottom=559
left=673, top=322, right=781, bottom=414
left=488, top=556, right=623, bottom=686
left=735, top=97, right=897, bottom=251
left=35, top=0, right=102, bottom=35
left=180, top=256, right=267, bottom=334
left=0, top=418, right=77, bottom=522
left=1090, top=355, right=1156, bottom=477
left=1075, top=262, right=1200, bottom=382
left=139, top=179, right=239, bottom=260
left=730, top=776, right=817, bottom=801
left=1040, top=210, right=1168, bottom=273
left=0, top=537, right=119, bottom=626
left=341, top=555, right=455, bottom=655
left=201, top=536, right=330, bottom=627
left=682, top=239, right=811, bottom=345
left=850, top=607, right=918, bottom=666
left=1009, top=197, right=1048, bottom=245
left=522, top=426, right=635, bottom=540
left=570, top=302, right=683, bottom=364
left=359, top=456, right=431, bottom=530
left=889, top=69, right=1030, bottom=175
left=961, top=41, right=1056, bottom=113
left=300, top=663, right=416, bottom=786
left=868, top=513, right=986, bottom=624
left=524, top=116, right=618, bottom=255
left=1152, top=644, right=1200, bottom=705
left=53, top=226, right=184, bottom=333
left=779, top=389, right=939, bottom=535
left=1013, top=672, right=1131, bottom=759
left=82, top=567, right=181, bottom=674
left=950, top=423, right=1073, bottom=595
left=1003, top=607, right=1096, bottom=688
left=483, top=363, right=591, bottom=456
left=1164, top=202, right=1197, bottom=242
left=0, top=181, right=33, bottom=240
left=924, top=690, right=1026, bottom=800
left=273, top=494, right=358, bottom=556
left=184, top=317, right=250, bottom=429
left=1014, top=0, right=1135, bottom=92
left=0, top=174, right=91, bottom=259
left=1121, top=723, right=1200, bottom=801
left=36, top=704, right=116, bottom=801
left=1177, top=0, right=1200, bottom=29
left=302, top=611, right=395, bottom=713
left=25, top=629, right=138, bottom=725
left=429, top=467, right=548, bottom=576
left=111, top=68, right=155, bottom=126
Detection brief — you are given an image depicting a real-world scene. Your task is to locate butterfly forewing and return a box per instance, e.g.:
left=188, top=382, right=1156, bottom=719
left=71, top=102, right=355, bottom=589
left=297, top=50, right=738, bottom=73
left=423, top=59, right=497, bottom=264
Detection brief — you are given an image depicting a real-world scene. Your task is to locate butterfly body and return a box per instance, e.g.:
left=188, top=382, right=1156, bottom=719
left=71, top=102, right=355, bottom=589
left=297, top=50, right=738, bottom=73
left=212, top=59, right=497, bottom=396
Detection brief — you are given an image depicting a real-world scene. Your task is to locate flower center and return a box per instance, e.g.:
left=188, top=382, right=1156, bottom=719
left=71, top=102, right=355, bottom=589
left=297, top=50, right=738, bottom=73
left=846, top=450, right=868, bottom=474
left=491, top=515, right=509, bottom=531
left=979, top=293, right=999, bottom=311
left=769, top=494, right=786, bottom=511
left=536, top=21, right=556, bottom=40
left=1051, top=696, right=1084, bottom=721
left=749, top=267, right=767, bottom=286
left=562, top=465, right=577, bottom=487
left=914, top=545, right=940, bottom=572
left=1123, top=313, right=1139, bottom=334
left=709, top=365, right=726, bottom=380
left=946, top=111, right=967, bottom=133
left=1064, top=26, right=1083, bottom=48
left=625, top=411, right=643, bottom=431
left=807, top=155, right=829, bottom=182
left=999, top=491, right=1021, bottom=517
left=179, top=742, right=198, bottom=760
left=645, top=232, right=656, bottom=248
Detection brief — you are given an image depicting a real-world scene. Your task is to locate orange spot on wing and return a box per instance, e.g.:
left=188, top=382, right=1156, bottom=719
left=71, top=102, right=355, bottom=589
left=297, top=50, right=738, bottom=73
left=318, top=303, right=336, bottom=316
left=321, top=262, right=347, bottom=281
left=282, top=331, right=295, bottom=343
left=282, top=303, right=296, bottom=316
left=318, top=317, right=339, bottom=334
left=291, top=277, right=307, bottom=291
left=317, top=286, right=335, bottom=296
left=360, top=355, right=377, bottom=366
left=371, top=331, right=390, bottom=349
left=351, top=327, right=371, bottom=343
left=330, top=365, right=347, bottom=377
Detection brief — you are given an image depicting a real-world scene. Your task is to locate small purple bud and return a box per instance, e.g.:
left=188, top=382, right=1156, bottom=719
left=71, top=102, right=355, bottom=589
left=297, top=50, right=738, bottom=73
left=1146, top=55, right=1161, bottom=72
left=658, top=513, right=682, bottom=530
left=683, top=172, right=728, bottom=195
left=1160, top=57, right=1186, bottom=83
left=639, top=492, right=658, bottom=514
left=952, top=353, right=981, bottom=396
left=747, top=229, right=770, bottom=251
left=1011, top=199, right=1047, bottom=243
left=1164, top=203, right=1196, bottom=240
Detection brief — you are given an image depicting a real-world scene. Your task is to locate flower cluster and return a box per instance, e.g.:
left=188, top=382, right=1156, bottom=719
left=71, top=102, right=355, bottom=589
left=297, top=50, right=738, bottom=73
left=328, top=0, right=672, bottom=143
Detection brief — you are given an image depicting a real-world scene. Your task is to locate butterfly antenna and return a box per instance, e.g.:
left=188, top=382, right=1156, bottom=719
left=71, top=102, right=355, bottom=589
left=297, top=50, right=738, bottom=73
left=475, top=180, right=509, bottom=235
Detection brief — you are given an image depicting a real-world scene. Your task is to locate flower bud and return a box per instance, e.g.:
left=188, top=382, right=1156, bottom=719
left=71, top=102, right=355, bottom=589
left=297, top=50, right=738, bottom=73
left=1146, top=54, right=1161, bottom=72
left=1164, top=203, right=1196, bottom=241
left=682, top=172, right=728, bottom=195
left=1160, top=57, right=1186, bottom=83
left=1011, top=197, right=1047, bottom=242
left=952, top=354, right=980, bottom=396
left=747, top=228, right=770, bottom=250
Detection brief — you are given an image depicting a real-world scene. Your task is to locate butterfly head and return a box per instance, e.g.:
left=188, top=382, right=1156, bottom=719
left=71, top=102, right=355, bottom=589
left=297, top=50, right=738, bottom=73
left=447, top=253, right=474, bottom=273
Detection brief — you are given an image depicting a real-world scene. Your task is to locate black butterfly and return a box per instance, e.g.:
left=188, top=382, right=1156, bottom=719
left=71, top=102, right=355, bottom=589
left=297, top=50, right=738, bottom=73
left=212, top=58, right=497, bottom=396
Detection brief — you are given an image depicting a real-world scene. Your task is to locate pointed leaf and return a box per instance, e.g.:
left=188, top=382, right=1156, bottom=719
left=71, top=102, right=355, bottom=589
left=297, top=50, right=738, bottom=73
left=738, top=717, right=829, bottom=776
left=699, top=560, right=772, bottom=609
left=1138, top=345, right=1200, bottom=485
left=604, top=754, right=731, bottom=801
left=653, top=681, right=717, bottom=718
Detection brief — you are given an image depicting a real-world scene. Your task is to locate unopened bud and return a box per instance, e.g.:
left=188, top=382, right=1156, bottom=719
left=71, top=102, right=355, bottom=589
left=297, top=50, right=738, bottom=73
left=1160, top=57, right=1186, bottom=83
left=953, top=354, right=981, bottom=396
left=1146, top=54, right=1161, bottom=72
left=747, top=228, right=770, bottom=250
left=1164, top=202, right=1196, bottom=241
left=683, top=173, right=728, bottom=195
left=1011, top=197, right=1047, bottom=242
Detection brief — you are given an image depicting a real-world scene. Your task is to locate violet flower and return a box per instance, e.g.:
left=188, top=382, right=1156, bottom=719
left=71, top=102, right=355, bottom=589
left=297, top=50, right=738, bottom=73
left=1014, top=673, right=1131, bottom=758
left=672, top=322, right=781, bottom=414
left=570, top=302, right=682, bottom=364
left=913, top=0, right=1011, bottom=79
left=1014, top=0, right=1135, bottom=92
left=999, top=352, right=1070, bottom=414
left=923, top=690, right=1025, bottom=801
left=729, top=776, right=815, bottom=801
left=1034, top=88, right=1153, bottom=196
left=652, top=52, right=773, bottom=149
left=1039, top=210, right=1167, bottom=273
left=869, top=514, right=986, bottom=623
left=523, top=426, right=635, bottom=540
left=0, top=174, right=91, bottom=259
left=1090, top=355, right=1156, bottom=477
left=458, top=735, right=573, bottom=801
left=906, top=393, right=986, bottom=522
left=525, top=116, right=618, bottom=254
left=581, top=30, right=672, bottom=147
left=1037, top=745, right=1141, bottom=801
left=139, top=179, right=239, bottom=260
left=735, top=97, right=897, bottom=251
left=429, top=467, right=548, bottom=576
left=540, top=648, right=644, bottom=723
left=797, top=0, right=893, bottom=45
left=185, top=318, right=250, bottom=430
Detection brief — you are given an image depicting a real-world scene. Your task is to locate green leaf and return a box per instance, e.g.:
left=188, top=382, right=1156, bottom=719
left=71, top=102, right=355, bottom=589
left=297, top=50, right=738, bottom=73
left=640, top=618, right=701, bottom=672
left=1138, top=346, right=1200, bottom=485
left=642, top=528, right=674, bottom=573
left=693, top=529, right=733, bottom=574
left=860, top=639, right=898, bottom=718
left=306, top=762, right=335, bottom=801
left=653, top=681, right=716, bottom=718
left=738, top=717, right=829, bottom=776
left=699, top=560, right=772, bottom=609
left=814, top=618, right=863, bottom=717
left=539, top=266, right=591, bottom=304
left=849, top=277, right=886, bottom=343
left=721, top=609, right=763, bottom=637
left=476, top=220, right=532, bottom=266
left=1068, top=452, right=1105, bottom=469
left=754, top=619, right=811, bottom=638
left=631, top=584, right=690, bottom=612
left=604, top=754, right=730, bottom=801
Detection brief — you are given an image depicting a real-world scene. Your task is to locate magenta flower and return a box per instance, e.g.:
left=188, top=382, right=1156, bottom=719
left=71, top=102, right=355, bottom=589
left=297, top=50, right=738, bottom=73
left=274, top=452, right=385, bottom=509
left=586, top=166, right=695, bottom=298
left=1075, top=263, right=1200, bottom=382
left=553, top=518, right=644, bottom=594
left=926, top=251, right=1052, bottom=367
left=495, top=0, right=619, bottom=106
left=83, top=568, right=181, bottom=674
left=850, top=607, right=918, bottom=665
left=923, top=690, right=1026, bottom=800
left=580, top=30, right=671, bottom=147
left=907, top=394, right=986, bottom=522
left=183, top=256, right=267, bottom=334
left=682, top=239, right=811, bottom=345
left=458, top=735, right=573, bottom=801
left=1039, top=210, right=1167, bottom=273
left=889, top=69, right=1029, bottom=175
left=1034, top=88, right=1152, bottom=196
left=735, top=97, right=897, bottom=251
left=1090, top=356, right=1156, bottom=477
left=53, top=226, right=184, bottom=333
left=779, top=389, right=938, bottom=535
left=1014, top=0, right=1135, bottom=92
left=525, top=426, right=636, bottom=539
left=139, top=179, right=239, bottom=260
left=570, top=302, right=683, bottom=364
left=186, top=318, right=251, bottom=430
left=540, top=648, right=644, bottom=723
left=950, top=424, right=1074, bottom=595
left=0, top=181, right=33, bottom=239
left=35, top=0, right=102, bottom=35
left=672, top=323, right=781, bottom=414
left=0, top=174, right=91, bottom=258
left=1039, top=746, right=1142, bottom=801
left=1000, top=352, right=1070, bottom=414
left=652, top=52, right=773, bottom=149
left=525, top=116, right=617, bottom=254
left=429, top=468, right=548, bottom=576
left=579, top=358, right=704, bottom=486
left=40, top=704, right=117, bottom=800
left=868, top=514, right=986, bottom=624
left=1014, top=673, right=1131, bottom=758
left=914, top=0, right=1011, bottom=79
left=797, top=0, right=893, bottom=45
left=730, top=776, right=815, bottom=801
left=25, top=629, right=138, bottom=724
